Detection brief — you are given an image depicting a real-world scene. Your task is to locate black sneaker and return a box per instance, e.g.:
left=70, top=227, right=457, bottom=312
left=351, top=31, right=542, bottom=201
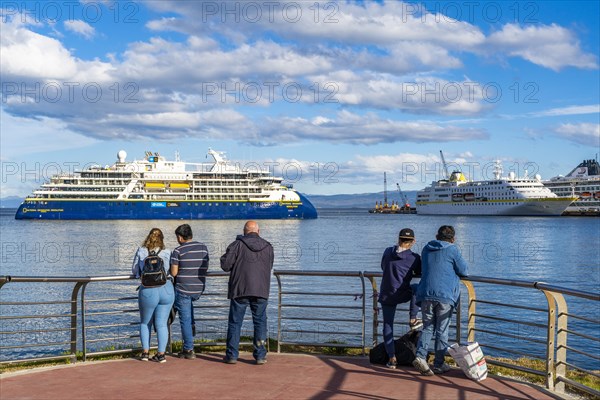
left=151, top=353, right=166, bottom=363
left=178, top=349, right=196, bottom=359
left=140, top=352, right=149, bottom=362
left=223, top=356, right=237, bottom=364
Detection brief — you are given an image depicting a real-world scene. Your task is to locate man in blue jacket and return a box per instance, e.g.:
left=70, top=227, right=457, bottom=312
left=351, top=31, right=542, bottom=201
left=413, top=225, right=468, bottom=376
left=220, top=221, right=274, bottom=365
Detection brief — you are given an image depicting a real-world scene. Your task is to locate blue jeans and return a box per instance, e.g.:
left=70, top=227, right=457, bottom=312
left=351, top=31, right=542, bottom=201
left=226, top=297, right=268, bottom=361
left=138, top=281, right=174, bottom=353
left=415, top=300, right=454, bottom=368
left=175, top=291, right=199, bottom=351
left=381, top=283, right=420, bottom=358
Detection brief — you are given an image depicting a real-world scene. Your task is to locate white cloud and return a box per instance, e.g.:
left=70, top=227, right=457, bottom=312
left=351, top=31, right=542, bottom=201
left=486, top=24, right=598, bottom=71
left=553, top=123, right=600, bottom=146
left=531, top=104, right=600, bottom=117
left=64, top=20, right=95, bottom=39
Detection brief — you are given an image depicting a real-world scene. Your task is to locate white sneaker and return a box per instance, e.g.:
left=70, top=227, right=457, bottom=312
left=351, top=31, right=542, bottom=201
left=412, top=357, right=434, bottom=376
left=433, top=363, right=451, bottom=374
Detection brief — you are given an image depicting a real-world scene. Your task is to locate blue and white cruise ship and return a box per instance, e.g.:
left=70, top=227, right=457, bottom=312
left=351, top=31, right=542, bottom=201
left=15, top=149, right=318, bottom=220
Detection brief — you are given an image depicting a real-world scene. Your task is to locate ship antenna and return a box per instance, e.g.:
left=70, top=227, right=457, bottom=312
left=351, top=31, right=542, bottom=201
left=440, top=150, right=449, bottom=180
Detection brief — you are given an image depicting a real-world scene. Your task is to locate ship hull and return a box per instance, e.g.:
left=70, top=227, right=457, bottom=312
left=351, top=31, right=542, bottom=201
left=15, top=193, right=318, bottom=220
left=416, top=198, right=573, bottom=216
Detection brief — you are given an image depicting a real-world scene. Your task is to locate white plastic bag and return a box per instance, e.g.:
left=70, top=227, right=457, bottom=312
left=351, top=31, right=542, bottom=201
left=448, top=342, right=488, bottom=381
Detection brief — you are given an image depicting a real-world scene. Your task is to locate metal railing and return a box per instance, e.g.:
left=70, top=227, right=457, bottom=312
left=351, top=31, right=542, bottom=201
left=1, top=271, right=598, bottom=398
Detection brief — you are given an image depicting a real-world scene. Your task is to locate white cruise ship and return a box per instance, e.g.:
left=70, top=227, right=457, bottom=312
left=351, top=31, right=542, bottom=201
left=543, top=159, right=600, bottom=215
left=416, top=161, right=575, bottom=216
left=15, top=149, right=317, bottom=220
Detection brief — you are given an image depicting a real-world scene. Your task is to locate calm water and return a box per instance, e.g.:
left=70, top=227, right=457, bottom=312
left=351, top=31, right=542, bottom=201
left=1, top=208, right=598, bottom=367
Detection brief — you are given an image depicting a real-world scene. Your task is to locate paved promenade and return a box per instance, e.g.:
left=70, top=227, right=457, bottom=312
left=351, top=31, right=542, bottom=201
left=0, top=352, right=560, bottom=400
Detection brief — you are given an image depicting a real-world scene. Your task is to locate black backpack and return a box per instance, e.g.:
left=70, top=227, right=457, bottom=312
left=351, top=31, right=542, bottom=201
left=369, top=330, right=421, bottom=366
left=141, top=250, right=167, bottom=287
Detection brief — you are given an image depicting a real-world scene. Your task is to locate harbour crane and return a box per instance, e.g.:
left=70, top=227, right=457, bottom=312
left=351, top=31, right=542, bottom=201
left=396, top=183, right=410, bottom=208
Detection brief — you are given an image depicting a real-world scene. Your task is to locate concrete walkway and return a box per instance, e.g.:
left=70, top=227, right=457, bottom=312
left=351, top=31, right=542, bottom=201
left=0, top=352, right=560, bottom=400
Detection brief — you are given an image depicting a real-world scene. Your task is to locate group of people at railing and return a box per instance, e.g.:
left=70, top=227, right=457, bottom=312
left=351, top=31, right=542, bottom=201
left=132, top=221, right=273, bottom=365
left=132, top=219, right=468, bottom=376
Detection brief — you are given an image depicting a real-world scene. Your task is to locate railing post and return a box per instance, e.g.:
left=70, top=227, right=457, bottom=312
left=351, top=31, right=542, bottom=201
left=70, top=282, right=84, bottom=364
left=367, top=276, right=379, bottom=347
left=538, top=287, right=568, bottom=394
left=80, top=283, right=89, bottom=362
left=359, top=272, right=366, bottom=356
left=460, top=280, right=477, bottom=343
left=275, top=273, right=282, bottom=353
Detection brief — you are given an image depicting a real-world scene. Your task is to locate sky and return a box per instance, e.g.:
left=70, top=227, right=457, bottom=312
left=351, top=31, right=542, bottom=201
left=1, top=0, right=599, bottom=198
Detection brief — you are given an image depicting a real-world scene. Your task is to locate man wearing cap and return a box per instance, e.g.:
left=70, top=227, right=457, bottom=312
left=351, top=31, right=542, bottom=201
left=378, top=227, right=422, bottom=369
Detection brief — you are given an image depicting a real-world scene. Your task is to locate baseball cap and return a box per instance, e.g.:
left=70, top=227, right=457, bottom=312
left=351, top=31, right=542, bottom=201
left=399, top=228, right=415, bottom=239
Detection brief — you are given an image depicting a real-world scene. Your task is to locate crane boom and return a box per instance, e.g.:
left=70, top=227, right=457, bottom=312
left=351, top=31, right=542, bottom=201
left=396, top=183, right=410, bottom=208
left=440, top=150, right=449, bottom=180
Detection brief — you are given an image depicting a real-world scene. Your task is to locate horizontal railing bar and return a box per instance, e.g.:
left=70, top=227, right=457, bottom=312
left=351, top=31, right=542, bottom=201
left=194, top=305, right=229, bottom=309
left=485, top=358, right=545, bottom=377
left=84, top=297, right=137, bottom=303
left=561, top=328, right=600, bottom=342
left=472, top=328, right=547, bottom=345
left=1, top=340, right=73, bottom=349
left=558, top=361, right=600, bottom=379
left=0, top=314, right=74, bottom=320
left=556, top=376, right=600, bottom=398
left=281, top=291, right=363, bottom=297
left=0, top=354, right=73, bottom=365
left=473, top=299, right=547, bottom=313
left=565, top=313, right=599, bottom=324
left=0, top=300, right=74, bottom=306
left=86, top=335, right=138, bottom=344
left=282, top=317, right=359, bottom=322
left=560, top=345, right=600, bottom=361
left=535, top=283, right=600, bottom=301
left=84, top=309, right=138, bottom=316
left=479, top=343, right=545, bottom=360
left=282, top=330, right=360, bottom=335
left=0, top=327, right=73, bottom=335
left=85, top=323, right=137, bottom=329
left=473, top=314, right=547, bottom=328
left=279, top=341, right=361, bottom=348
left=280, top=304, right=362, bottom=310
left=275, top=270, right=363, bottom=277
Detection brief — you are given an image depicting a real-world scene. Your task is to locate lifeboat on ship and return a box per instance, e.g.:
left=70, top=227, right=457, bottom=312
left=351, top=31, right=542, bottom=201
left=580, top=192, right=592, bottom=199
left=452, top=193, right=463, bottom=202
left=464, top=193, right=475, bottom=202
left=594, top=192, right=600, bottom=200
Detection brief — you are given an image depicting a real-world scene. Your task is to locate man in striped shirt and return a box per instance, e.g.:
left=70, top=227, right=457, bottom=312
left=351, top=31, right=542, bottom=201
left=170, top=224, right=209, bottom=359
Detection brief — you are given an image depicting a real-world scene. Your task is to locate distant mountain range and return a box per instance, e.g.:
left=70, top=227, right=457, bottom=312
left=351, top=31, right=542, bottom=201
left=0, top=192, right=417, bottom=209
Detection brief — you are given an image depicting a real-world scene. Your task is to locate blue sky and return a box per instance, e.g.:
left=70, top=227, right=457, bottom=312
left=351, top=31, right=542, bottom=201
left=1, top=0, right=599, bottom=197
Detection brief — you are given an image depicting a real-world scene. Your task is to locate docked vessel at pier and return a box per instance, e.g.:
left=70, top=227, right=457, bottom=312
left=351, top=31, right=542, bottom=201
left=543, top=159, right=600, bottom=216
left=416, top=160, right=575, bottom=216
left=15, top=149, right=318, bottom=220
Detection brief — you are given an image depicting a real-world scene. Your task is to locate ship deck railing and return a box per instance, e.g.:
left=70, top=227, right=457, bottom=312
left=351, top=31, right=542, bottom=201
left=0, top=270, right=598, bottom=399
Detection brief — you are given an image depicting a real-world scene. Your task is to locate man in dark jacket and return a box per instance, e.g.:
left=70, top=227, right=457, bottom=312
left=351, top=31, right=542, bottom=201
left=220, top=220, right=274, bottom=365
left=378, top=228, right=422, bottom=369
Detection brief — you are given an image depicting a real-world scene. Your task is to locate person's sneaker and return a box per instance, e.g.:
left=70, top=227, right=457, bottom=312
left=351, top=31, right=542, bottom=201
left=140, top=352, right=149, bottom=362
left=178, top=349, right=196, bottom=359
left=386, top=358, right=397, bottom=369
left=412, top=357, right=434, bottom=376
left=151, top=353, right=166, bottom=363
left=432, top=363, right=451, bottom=374
left=409, top=319, right=423, bottom=330
left=223, top=356, right=237, bottom=364
left=255, top=358, right=267, bottom=365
